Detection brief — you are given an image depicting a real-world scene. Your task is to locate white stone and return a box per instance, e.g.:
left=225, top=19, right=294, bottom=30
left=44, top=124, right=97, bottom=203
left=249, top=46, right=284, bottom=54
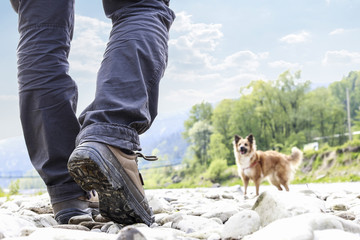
left=18, top=197, right=52, bottom=215
left=243, top=213, right=360, bottom=240
left=0, top=197, right=6, bottom=206
left=135, top=226, right=188, bottom=240
left=252, top=190, right=326, bottom=226
left=200, top=199, right=239, bottom=222
left=147, top=194, right=174, bottom=214
left=157, top=212, right=184, bottom=226
left=0, top=213, right=36, bottom=238
left=221, top=210, right=260, bottom=239
left=314, top=229, right=360, bottom=240
left=0, top=201, right=20, bottom=212
left=207, top=233, right=221, bottom=240
left=171, top=215, right=222, bottom=234
left=32, top=214, right=58, bottom=227
left=17, top=227, right=117, bottom=240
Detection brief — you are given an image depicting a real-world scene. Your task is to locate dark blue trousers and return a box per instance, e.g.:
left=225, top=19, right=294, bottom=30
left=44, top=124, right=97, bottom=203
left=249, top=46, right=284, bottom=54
left=15, top=0, right=174, bottom=204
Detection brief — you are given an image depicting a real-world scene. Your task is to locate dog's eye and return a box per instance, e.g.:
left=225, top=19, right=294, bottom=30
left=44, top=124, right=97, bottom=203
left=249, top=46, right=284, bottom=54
left=245, top=143, right=248, bottom=146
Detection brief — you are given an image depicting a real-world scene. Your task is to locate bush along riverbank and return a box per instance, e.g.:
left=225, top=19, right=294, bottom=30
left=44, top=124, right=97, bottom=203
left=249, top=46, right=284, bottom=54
left=294, top=140, right=360, bottom=184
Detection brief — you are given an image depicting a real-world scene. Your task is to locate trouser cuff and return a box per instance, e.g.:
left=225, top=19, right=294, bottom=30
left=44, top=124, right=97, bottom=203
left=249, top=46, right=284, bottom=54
left=76, top=123, right=141, bottom=151
left=47, top=182, right=86, bottom=205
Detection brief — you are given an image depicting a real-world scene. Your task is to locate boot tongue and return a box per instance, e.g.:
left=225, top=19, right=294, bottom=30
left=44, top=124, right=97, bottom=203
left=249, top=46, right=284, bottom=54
left=107, top=145, right=145, bottom=197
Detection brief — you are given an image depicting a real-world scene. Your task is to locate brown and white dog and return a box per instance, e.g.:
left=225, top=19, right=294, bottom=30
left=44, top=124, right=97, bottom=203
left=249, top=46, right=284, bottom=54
left=233, top=134, right=302, bottom=196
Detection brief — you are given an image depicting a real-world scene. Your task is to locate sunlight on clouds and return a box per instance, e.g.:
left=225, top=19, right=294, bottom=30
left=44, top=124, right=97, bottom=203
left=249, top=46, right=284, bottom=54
left=170, top=12, right=223, bottom=52
left=329, top=28, right=345, bottom=35
left=268, top=60, right=302, bottom=70
left=164, top=11, right=269, bottom=110
left=322, top=50, right=360, bottom=66
left=69, top=15, right=111, bottom=78
left=168, top=12, right=267, bottom=75
left=280, top=31, right=310, bottom=44
left=165, top=88, right=212, bottom=107
left=169, top=12, right=223, bottom=72
left=212, top=51, right=268, bottom=72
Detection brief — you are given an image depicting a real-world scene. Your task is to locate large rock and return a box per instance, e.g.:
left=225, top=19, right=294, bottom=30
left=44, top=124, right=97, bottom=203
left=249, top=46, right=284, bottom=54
left=134, top=225, right=187, bottom=240
left=147, top=194, right=174, bottom=214
left=221, top=210, right=260, bottom=239
left=252, top=190, right=326, bottom=226
left=171, top=215, right=223, bottom=238
left=314, top=229, right=360, bottom=240
left=200, top=199, right=239, bottom=223
left=0, top=213, right=36, bottom=238
left=15, top=227, right=116, bottom=240
left=243, top=213, right=360, bottom=240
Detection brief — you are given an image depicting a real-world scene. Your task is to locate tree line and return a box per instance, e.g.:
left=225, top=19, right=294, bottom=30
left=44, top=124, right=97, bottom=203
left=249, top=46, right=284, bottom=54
left=183, top=70, right=360, bottom=169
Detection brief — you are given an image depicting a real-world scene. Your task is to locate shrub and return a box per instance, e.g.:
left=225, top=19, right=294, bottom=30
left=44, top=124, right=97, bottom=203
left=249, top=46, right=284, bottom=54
left=8, top=180, right=20, bottom=196
left=205, top=158, right=228, bottom=183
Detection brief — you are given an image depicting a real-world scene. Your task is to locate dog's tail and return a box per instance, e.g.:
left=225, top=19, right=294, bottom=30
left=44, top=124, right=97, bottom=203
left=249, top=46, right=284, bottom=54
left=288, top=147, right=303, bottom=169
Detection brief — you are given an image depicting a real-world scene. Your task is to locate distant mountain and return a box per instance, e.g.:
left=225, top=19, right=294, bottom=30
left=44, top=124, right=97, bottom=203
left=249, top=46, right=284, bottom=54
left=0, top=136, right=33, bottom=188
left=0, top=111, right=189, bottom=187
left=139, top=111, right=189, bottom=169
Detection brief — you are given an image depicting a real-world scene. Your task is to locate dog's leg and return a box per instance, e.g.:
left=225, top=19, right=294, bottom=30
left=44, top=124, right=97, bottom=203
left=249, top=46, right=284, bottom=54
left=242, top=175, right=249, bottom=195
left=280, top=181, right=290, bottom=191
left=269, top=175, right=283, bottom=191
left=254, top=179, right=261, bottom=196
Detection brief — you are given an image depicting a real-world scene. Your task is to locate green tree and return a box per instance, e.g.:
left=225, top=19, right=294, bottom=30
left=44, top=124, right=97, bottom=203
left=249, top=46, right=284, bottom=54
left=330, top=71, right=360, bottom=119
left=302, top=87, right=347, bottom=145
left=188, top=121, right=213, bottom=167
left=208, top=133, right=231, bottom=164
left=183, top=102, right=213, bottom=140
left=211, top=99, right=235, bottom=164
left=352, top=108, right=360, bottom=133
left=183, top=102, right=213, bottom=167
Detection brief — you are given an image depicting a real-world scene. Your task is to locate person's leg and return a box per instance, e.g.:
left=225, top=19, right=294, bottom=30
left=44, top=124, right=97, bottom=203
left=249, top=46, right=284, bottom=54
left=76, top=0, right=175, bottom=151
left=15, top=0, right=86, bottom=208
left=68, top=0, right=175, bottom=226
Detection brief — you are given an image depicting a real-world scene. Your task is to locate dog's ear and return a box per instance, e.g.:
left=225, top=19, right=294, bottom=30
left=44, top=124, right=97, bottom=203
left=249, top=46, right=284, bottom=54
left=234, top=135, right=241, bottom=143
left=247, top=134, right=254, bottom=144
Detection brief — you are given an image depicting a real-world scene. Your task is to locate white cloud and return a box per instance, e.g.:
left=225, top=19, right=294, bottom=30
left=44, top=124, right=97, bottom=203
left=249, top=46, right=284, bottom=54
left=162, top=11, right=270, bottom=111
left=329, top=28, right=345, bottom=35
left=322, top=50, right=360, bottom=66
left=69, top=15, right=111, bottom=78
left=169, top=12, right=267, bottom=77
left=212, top=51, right=268, bottom=72
left=280, top=31, right=310, bottom=44
left=171, top=12, right=223, bottom=52
left=268, top=60, right=302, bottom=70
left=164, top=88, right=211, bottom=108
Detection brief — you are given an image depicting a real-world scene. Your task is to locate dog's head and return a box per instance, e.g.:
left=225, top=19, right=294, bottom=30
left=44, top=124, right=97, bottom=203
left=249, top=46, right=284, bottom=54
left=233, top=134, right=256, bottom=156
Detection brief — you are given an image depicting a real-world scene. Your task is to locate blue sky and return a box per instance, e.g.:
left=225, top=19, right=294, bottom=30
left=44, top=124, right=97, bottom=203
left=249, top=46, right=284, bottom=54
left=0, top=0, right=359, bottom=140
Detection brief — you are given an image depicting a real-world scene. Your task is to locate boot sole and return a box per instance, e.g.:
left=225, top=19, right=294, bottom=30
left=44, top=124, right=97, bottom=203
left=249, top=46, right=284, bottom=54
left=67, top=143, right=153, bottom=226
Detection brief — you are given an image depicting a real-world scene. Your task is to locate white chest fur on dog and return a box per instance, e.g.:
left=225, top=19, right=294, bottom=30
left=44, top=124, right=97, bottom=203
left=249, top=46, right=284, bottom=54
left=237, top=154, right=257, bottom=177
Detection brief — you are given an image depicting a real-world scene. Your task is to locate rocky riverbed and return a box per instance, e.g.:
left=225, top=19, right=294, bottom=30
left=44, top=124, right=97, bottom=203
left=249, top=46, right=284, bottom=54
left=0, top=183, right=360, bottom=240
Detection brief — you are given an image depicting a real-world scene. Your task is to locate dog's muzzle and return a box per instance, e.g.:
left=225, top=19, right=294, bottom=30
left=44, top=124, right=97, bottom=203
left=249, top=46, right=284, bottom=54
left=239, top=146, right=247, bottom=154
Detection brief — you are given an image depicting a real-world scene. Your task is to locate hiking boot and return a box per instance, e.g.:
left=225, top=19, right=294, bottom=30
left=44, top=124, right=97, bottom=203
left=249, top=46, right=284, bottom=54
left=53, top=190, right=99, bottom=224
left=67, top=141, right=156, bottom=226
